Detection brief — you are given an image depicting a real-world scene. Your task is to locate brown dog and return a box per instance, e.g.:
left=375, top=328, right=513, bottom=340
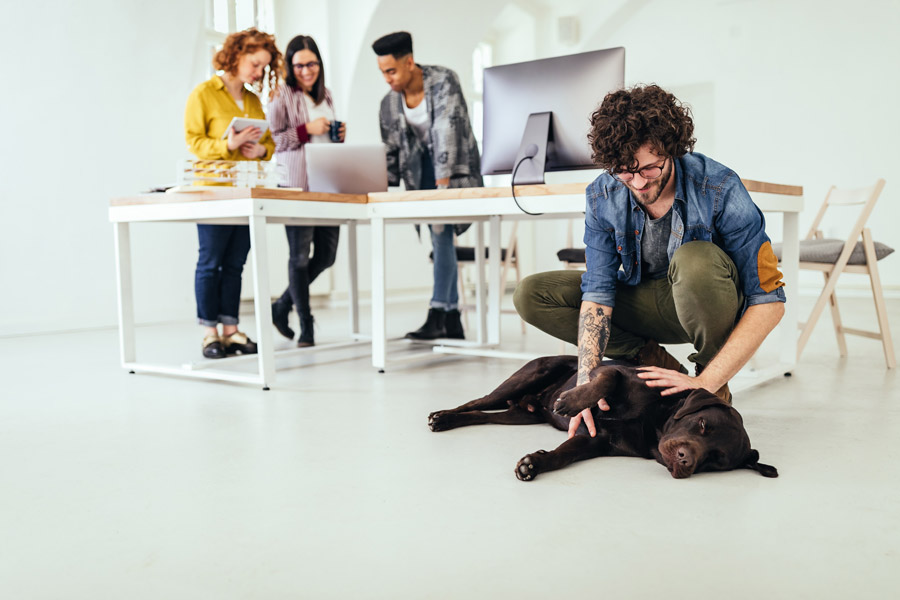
left=428, top=356, right=777, bottom=480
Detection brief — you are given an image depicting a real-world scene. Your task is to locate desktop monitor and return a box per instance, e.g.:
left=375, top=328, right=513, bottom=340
left=481, top=47, right=625, bottom=185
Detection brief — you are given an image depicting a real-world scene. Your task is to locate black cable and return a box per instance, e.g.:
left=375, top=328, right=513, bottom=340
left=511, top=155, right=543, bottom=216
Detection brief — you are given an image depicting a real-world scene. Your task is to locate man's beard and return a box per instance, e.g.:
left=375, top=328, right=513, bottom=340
left=629, top=162, right=672, bottom=207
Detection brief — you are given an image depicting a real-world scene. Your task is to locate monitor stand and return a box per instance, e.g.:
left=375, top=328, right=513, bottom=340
left=511, top=112, right=552, bottom=185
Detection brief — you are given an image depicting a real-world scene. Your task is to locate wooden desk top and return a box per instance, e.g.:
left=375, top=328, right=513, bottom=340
left=367, top=178, right=802, bottom=203
left=366, top=182, right=588, bottom=203
left=110, top=186, right=368, bottom=207
left=111, top=178, right=802, bottom=208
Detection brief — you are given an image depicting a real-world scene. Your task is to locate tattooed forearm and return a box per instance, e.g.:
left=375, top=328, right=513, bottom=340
left=577, top=303, right=611, bottom=385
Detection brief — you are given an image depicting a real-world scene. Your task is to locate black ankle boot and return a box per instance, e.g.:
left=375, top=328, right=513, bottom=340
left=297, top=313, right=315, bottom=347
left=405, top=308, right=446, bottom=340
left=272, top=301, right=295, bottom=340
left=444, top=309, right=465, bottom=339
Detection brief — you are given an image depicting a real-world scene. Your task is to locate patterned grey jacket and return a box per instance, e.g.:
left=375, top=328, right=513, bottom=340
left=378, top=64, right=483, bottom=192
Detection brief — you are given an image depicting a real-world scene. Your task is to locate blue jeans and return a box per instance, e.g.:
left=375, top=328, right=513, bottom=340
left=419, top=148, right=459, bottom=310
left=195, top=224, right=251, bottom=326
left=429, top=224, right=459, bottom=310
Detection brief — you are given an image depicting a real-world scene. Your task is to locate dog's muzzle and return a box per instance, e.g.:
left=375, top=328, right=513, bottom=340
left=660, top=438, right=701, bottom=479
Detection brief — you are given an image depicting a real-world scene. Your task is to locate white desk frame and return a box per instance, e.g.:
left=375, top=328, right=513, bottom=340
left=109, top=190, right=369, bottom=389
left=109, top=181, right=801, bottom=392
left=368, top=189, right=586, bottom=370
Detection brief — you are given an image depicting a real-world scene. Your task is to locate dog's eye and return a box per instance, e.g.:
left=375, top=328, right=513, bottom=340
left=698, top=417, right=707, bottom=435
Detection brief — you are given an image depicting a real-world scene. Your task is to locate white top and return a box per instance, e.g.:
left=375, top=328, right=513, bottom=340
left=235, top=98, right=244, bottom=110
left=402, top=95, right=430, bottom=144
left=303, top=94, right=336, bottom=144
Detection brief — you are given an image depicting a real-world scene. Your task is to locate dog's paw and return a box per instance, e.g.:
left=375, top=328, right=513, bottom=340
left=553, top=391, right=582, bottom=417
left=515, top=450, right=547, bottom=481
left=428, top=410, right=451, bottom=432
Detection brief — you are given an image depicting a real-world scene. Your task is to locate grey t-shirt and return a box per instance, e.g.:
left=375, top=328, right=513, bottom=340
left=641, top=207, right=673, bottom=281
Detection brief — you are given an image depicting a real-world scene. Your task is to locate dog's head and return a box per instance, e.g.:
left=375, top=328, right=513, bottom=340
left=656, top=389, right=778, bottom=479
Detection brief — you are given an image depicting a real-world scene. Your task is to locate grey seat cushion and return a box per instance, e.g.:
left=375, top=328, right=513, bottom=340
left=557, top=248, right=586, bottom=263
left=773, top=238, right=895, bottom=264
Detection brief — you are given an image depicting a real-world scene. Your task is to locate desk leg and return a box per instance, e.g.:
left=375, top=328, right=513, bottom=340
left=113, top=222, right=136, bottom=366
left=488, top=215, right=501, bottom=345
left=473, top=221, right=486, bottom=344
left=347, top=221, right=360, bottom=337
left=371, top=216, right=386, bottom=371
left=248, top=214, right=275, bottom=389
left=781, top=211, right=800, bottom=366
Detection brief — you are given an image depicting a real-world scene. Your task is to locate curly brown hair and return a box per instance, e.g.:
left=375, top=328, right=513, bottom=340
left=214, top=28, right=283, bottom=98
left=588, top=84, right=696, bottom=173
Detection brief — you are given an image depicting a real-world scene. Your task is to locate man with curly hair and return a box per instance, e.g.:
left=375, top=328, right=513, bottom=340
left=514, top=84, right=785, bottom=438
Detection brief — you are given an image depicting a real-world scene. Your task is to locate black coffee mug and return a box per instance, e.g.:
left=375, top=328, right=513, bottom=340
left=329, top=120, right=343, bottom=143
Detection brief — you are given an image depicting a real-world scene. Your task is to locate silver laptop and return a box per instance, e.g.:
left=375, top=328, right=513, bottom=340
left=305, top=143, right=389, bottom=194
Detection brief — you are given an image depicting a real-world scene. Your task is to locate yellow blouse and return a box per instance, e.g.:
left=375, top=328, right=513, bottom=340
left=184, top=75, right=275, bottom=161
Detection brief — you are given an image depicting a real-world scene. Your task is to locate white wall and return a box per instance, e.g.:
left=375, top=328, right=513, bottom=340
left=557, top=0, right=900, bottom=293
left=2, top=0, right=898, bottom=338
left=0, top=0, right=211, bottom=336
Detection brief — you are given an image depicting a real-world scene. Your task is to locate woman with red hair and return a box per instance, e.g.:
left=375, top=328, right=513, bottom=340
left=184, top=28, right=282, bottom=359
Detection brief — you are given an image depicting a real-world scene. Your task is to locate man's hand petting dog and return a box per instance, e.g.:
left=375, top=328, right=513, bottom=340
left=637, top=365, right=704, bottom=395
left=555, top=365, right=708, bottom=439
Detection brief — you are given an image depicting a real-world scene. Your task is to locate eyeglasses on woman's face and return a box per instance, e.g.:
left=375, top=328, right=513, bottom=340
left=292, top=61, right=320, bottom=71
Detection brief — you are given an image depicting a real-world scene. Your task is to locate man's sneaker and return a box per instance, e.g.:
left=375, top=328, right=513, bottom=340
left=633, top=339, right=688, bottom=374
left=444, top=309, right=465, bottom=339
left=405, top=308, right=447, bottom=340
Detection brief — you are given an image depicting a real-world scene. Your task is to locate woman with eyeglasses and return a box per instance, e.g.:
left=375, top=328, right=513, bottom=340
left=267, top=35, right=346, bottom=347
left=184, top=28, right=282, bottom=359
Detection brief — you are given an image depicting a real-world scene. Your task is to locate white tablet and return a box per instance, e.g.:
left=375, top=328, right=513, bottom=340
left=221, top=117, right=269, bottom=139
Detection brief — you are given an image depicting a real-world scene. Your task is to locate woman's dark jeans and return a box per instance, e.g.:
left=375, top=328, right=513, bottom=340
left=195, top=224, right=251, bottom=327
left=274, top=225, right=340, bottom=316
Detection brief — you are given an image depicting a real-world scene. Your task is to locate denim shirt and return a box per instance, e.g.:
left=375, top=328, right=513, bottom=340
left=581, top=152, right=786, bottom=309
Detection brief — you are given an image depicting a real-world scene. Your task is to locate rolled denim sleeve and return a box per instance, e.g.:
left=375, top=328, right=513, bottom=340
left=580, top=191, right=621, bottom=307
left=745, top=288, right=785, bottom=306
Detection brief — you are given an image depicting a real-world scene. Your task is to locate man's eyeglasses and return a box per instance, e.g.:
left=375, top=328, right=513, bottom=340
left=292, top=61, right=320, bottom=71
left=613, top=157, right=668, bottom=183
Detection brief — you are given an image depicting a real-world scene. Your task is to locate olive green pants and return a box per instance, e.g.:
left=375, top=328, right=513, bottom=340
left=513, top=242, right=743, bottom=368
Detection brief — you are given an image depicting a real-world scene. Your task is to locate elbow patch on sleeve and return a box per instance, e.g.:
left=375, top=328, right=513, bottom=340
left=757, top=241, right=785, bottom=293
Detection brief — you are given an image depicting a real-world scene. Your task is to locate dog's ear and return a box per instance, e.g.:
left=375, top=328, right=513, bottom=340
left=673, top=388, right=726, bottom=420
left=742, top=449, right=779, bottom=478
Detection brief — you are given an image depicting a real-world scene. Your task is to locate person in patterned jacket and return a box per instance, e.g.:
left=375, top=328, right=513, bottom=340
left=372, top=31, right=483, bottom=340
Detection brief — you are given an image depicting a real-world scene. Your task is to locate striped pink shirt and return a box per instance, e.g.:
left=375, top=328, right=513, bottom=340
left=267, top=85, right=336, bottom=189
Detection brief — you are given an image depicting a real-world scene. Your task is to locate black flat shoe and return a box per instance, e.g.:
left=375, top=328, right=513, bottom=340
left=202, top=335, right=226, bottom=359
left=222, top=331, right=258, bottom=355
left=272, top=302, right=295, bottom=340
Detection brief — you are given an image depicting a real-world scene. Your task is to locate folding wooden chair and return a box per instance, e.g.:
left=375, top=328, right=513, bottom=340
left=776, top=178, right=895, bottom=368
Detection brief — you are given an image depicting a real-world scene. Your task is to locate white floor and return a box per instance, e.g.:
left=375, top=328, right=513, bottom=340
left=2, top=295, right=899, bottom=599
